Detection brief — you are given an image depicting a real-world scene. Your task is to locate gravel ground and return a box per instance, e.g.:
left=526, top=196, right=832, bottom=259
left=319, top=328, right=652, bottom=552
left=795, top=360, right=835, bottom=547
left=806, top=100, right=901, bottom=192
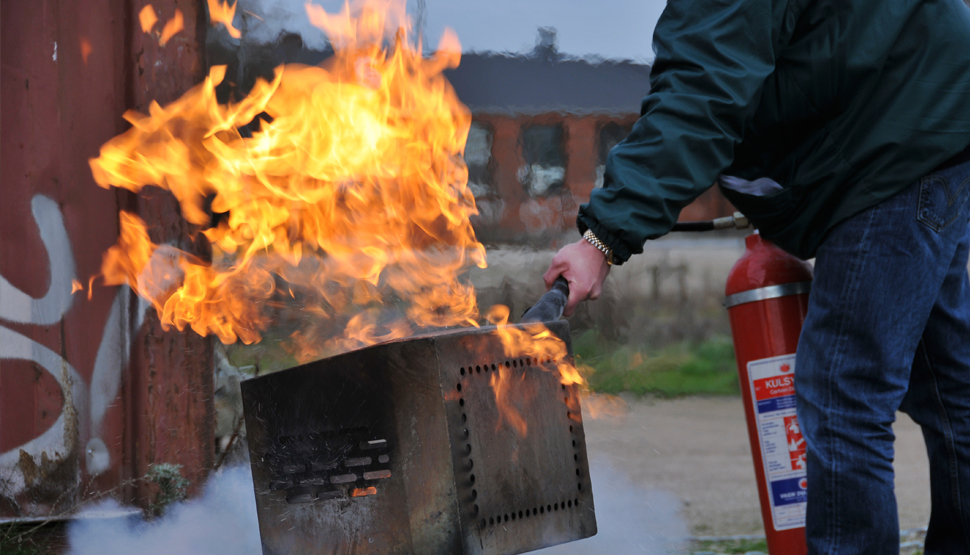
left=541, top=395, right=931, bottom=553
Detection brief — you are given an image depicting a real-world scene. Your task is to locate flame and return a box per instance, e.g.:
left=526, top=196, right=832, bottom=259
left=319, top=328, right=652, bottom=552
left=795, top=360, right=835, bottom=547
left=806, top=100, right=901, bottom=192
left=140, top=3, right=181, bottom=45
left=159, top=8, right=184, bottom=46
left=208, top=0, right=241, bottom=39
left=489, top=362, right=530, bottom=436
left=90, top=0, right=481, bottom=356
left=71, top=279, right=84, bottom=294
left=139, top=5, right=158, bottom=33
left=485, top=305, right=586, bottom=387
left=90, top=0, right=599, bottom=433
left=581, top=392, right=629, bottom=424
left=351, top=486, right=377, bottom=497
left=80, top=38, right=93, bottom=65
left=484, top=305, right=590, bottom=436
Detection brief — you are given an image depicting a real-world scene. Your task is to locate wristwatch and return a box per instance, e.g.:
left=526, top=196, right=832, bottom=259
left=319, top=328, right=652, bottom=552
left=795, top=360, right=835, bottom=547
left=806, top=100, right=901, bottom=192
left=582, top=229, right=614, bottom=266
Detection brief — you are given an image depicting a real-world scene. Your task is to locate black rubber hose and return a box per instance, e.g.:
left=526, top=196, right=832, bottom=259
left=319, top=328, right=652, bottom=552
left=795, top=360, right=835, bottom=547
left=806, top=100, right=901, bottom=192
left=670, top=220, right=715, bottom=232
left=520, top=277, right=570, bottom=323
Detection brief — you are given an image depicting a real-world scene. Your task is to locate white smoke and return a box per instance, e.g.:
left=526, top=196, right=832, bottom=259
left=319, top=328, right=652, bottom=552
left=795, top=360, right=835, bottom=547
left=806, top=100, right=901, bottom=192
left=68, top=459, right=686, bottom=555
left=234, top=0, right=337, bottom=48
left=67, top=467, right=261, bottom=555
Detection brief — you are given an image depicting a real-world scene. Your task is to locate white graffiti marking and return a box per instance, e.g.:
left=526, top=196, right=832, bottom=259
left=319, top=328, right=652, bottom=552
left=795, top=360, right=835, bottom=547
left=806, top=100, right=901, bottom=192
left=0, top=195, right=77, bottom=325
left=0, top=326, right=87, bottom=493
left=1, top=194, right=149, bottom=497
left=85, top=288, right=148, bottom=475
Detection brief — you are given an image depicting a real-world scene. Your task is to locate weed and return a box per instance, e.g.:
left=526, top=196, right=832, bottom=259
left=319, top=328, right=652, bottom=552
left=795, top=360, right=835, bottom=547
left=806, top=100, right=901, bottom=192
left=146, top=463, right=190, bottom=518
left=692, top=537, right=769, bottom=553
left=0, top=522, right=66, bottom=555
left=574, top=330, right=740, bottom=397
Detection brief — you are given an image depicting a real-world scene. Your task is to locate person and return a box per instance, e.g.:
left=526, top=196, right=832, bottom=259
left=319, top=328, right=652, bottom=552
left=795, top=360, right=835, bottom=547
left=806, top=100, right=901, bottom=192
left=543, top=1, right=970, bottom=553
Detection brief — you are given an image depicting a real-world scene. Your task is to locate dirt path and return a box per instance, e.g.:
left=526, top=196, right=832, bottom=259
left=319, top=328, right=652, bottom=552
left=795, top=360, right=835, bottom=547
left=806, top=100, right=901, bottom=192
left=579, top=396, right=930, bottom=537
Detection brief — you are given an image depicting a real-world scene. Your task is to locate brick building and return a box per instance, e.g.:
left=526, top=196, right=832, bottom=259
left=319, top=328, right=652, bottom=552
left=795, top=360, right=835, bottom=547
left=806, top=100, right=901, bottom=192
left=446, top=30, right=737, bottom=246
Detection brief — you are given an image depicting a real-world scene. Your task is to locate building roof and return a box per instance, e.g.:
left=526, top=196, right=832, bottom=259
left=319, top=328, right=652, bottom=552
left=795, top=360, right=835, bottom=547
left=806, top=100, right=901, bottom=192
left=207, top=28, right=653, bottom=116
left=445, top=51, right=652, bottom=116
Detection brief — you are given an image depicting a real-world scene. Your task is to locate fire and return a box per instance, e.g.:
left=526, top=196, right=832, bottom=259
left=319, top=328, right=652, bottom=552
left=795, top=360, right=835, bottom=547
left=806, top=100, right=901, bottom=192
left=581, top=392, right=629, bottom=423
left=80, top=38, right=93, bottom=65
left=489, top=363, right=530, bottom=436
left=139, top=4, right=184, bottom=46
left=91, top=0, right=482, bottom=354
left=351, top=486, right=377, bottom=497
left=139, top=5, right=158, bottom=33
left=484, top=305, right=589, bottom=435
left=90, top=0, right=592, bottom=431
left=485, top=305, right=584, bottom=386
left=207, top=0, right=241, bottom=39
left=159, top=8, right=184, bottom=46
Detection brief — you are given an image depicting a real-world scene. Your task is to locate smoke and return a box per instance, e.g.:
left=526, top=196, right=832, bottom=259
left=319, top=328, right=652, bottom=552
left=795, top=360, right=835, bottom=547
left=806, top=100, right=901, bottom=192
left=233, top=0, right=337, bottom=49
left=68, top=458, right=686, bottom=555
left=66, top=467, right=261, bottom=555
left=536, top=458, right=688, bottom=555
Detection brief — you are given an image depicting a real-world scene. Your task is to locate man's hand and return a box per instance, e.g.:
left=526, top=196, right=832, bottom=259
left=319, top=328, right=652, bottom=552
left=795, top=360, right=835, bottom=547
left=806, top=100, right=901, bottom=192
left=543, top=239, right=611, bottom=317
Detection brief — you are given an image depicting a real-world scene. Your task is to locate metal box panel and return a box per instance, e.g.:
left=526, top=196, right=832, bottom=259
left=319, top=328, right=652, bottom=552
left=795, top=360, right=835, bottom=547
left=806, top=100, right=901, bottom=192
left=241, top=321, right=596, bottom=554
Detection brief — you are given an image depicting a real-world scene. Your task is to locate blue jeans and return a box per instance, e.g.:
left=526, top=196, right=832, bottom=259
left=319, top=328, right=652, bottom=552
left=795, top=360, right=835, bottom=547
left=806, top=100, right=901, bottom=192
left=795, top=160, right=970, bottom=554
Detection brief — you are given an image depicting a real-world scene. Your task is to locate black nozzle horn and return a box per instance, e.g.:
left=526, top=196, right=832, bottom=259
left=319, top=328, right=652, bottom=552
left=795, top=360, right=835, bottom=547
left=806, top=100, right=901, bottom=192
left=520, top=277, right=570, bottom=323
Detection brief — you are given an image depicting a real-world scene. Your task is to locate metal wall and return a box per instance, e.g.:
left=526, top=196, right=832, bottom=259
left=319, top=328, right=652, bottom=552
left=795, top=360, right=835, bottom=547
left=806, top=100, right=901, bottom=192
left=1, top=0, right=214, bottom=518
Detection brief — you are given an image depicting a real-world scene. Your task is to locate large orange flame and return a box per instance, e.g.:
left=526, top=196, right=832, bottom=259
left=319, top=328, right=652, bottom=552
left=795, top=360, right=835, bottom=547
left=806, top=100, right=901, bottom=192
left=91, top=2, right=482, bottom=352
left=90, top=0, right=589, bottom=432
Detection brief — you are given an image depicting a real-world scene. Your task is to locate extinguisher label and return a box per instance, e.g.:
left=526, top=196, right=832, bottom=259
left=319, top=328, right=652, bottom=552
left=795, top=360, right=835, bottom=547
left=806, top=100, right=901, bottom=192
left=748, top=354, right=807, bottom=531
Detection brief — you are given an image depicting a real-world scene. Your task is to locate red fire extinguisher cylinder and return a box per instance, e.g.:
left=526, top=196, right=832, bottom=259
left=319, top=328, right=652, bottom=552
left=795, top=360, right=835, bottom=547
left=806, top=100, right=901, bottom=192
left=725, top=232, right=813, bottom=555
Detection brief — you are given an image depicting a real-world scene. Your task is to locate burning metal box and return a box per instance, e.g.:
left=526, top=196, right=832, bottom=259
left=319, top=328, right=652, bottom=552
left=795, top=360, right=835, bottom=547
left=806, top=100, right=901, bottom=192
left=241, top=320, right=596, bottom=554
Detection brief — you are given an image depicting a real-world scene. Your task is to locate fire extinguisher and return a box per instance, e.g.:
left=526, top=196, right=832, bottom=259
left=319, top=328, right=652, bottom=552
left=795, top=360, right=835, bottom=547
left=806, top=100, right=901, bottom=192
left=725, top=231, right=812, bottom=555
left=672, top=215, right=812, bottom=554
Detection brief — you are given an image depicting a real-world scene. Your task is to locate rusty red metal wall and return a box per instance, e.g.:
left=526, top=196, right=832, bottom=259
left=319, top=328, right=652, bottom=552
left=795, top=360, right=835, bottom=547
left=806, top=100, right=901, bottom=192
left=471, top=112, right=737, bottom=245
left=123, top=0, right=215, bottom=509
left=1, top=0, right=213, bottom=518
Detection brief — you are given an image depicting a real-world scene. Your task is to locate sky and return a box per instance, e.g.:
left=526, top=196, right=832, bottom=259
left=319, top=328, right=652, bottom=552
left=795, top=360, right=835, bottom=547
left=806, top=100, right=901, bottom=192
left=236, top=0, right=668, bottom=63
left=420, top=0, right=666, bottom=62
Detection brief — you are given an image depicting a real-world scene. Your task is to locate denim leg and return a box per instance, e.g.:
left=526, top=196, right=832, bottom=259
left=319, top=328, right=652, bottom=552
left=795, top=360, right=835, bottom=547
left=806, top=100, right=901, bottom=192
left=899, top=222, right=970, bottom=555
left=795, top=165, right=970, bottom=554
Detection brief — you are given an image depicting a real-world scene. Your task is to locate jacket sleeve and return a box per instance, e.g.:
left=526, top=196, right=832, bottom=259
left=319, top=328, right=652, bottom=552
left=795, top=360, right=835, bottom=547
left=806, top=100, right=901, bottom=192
left=578, top=0, right=785, bottom=264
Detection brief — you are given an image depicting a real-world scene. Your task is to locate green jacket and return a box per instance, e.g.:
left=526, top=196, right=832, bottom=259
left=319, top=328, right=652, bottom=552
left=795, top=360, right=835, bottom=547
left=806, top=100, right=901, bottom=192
left=579, top=0, right=970, bottom=262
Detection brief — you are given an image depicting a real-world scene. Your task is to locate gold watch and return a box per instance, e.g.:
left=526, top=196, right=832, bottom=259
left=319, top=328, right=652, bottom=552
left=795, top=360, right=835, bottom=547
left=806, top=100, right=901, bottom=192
left=582, top=229, right=614, bottom=266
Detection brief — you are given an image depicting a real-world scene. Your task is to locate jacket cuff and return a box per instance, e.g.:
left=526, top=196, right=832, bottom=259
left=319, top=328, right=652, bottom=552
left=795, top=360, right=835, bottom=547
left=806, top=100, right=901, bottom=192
left=576, top=208, right=632, bottom=266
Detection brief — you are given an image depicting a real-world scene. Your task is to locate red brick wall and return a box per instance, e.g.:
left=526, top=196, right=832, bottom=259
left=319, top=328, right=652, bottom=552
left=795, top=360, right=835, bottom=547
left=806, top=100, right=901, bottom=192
left=470, top=112, right=736, bottom=246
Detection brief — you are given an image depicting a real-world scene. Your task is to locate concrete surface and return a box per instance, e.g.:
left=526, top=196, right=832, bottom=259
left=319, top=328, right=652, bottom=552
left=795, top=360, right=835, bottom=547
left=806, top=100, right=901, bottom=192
left=569, top=396, right=931, bottom=540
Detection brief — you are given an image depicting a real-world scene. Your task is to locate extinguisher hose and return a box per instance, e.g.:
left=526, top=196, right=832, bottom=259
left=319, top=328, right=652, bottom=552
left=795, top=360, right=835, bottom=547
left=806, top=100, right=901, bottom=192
left=671, top=220, right=715, bottom=232
left=671, top=211, right=750, bottom=232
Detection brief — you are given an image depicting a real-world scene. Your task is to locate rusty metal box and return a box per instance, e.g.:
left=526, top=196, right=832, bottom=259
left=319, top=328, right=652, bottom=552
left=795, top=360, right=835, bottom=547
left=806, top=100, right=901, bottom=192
left=241, top=320, right=596, bottom=554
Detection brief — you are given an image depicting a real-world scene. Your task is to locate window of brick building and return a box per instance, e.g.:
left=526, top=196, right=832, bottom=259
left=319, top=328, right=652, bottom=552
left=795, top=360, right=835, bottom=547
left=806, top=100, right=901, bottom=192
left=464, top=122, right=495, bottom=198
left=518, top=123, right=566, bottom=197
left=596, top=121, right=633, bottom=188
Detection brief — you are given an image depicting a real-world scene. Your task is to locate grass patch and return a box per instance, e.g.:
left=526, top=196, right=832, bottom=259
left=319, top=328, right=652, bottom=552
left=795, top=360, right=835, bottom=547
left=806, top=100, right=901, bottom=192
left=574, top=331, right=740, bottom=397
left=691, top=537, right=768, bottom=554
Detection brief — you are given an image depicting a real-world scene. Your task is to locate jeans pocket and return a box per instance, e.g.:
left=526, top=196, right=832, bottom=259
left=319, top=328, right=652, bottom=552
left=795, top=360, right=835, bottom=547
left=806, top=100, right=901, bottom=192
left=918, top=169, right=970, bottom=232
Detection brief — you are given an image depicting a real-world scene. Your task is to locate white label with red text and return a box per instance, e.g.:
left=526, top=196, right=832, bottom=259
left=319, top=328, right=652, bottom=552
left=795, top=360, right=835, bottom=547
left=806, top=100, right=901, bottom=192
left=749, top=354, right=806, bottom=531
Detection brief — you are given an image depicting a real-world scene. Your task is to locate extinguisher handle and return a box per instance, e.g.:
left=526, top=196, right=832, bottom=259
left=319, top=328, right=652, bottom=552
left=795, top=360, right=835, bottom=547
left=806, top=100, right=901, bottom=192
left=521, top=277, right=570, bottom=324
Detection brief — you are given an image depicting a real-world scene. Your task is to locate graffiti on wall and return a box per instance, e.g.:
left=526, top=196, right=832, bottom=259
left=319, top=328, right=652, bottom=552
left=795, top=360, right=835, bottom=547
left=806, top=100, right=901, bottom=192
left=0, top=194, right=147, bottom=505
